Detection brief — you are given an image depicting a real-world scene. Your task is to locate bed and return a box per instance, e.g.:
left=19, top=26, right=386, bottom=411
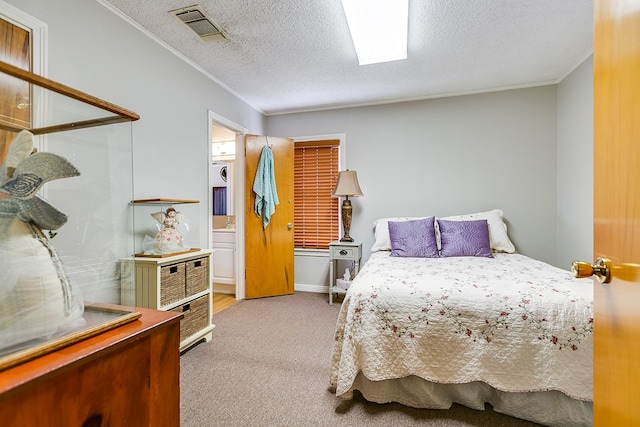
left=330, top=210, right=593, bottom=427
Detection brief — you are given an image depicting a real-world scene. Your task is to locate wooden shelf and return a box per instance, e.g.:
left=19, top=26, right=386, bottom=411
left=132, top=198, right=200, bottom=204
left=0, top=305, right=140, bottom=373
left=0, top=60, right=139, bottom=135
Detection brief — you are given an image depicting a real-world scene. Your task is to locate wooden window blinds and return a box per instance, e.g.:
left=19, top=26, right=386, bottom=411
left=294, top=139, right=340, bottom=249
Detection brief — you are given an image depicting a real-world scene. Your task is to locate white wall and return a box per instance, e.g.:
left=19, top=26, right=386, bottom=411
left=557, top=56, right=594, bottom=269
left=268, top=86, right=560, bottom=269
left=8, top=0, right=265, bottom=252
left=270, top=57, right=594, bottom=292
left=8, top=0, right=593, bottom=294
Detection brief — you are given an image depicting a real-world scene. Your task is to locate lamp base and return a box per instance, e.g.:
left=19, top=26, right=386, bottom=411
left=340, top=199, right=354, bottom=242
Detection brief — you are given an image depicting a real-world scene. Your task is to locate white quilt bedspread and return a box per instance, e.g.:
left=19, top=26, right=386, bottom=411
left=330, top=252, right=593, bottom=402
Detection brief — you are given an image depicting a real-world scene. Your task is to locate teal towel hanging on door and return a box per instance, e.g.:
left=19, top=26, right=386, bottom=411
left=253, top=145, right=279, bottom=229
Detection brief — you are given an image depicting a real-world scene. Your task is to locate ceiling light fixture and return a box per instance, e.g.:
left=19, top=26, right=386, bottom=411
left=341, top=0, right=408, bottom=66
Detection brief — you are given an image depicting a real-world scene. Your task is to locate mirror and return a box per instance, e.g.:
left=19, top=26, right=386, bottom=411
left=211, top=123, right=236, bottom=217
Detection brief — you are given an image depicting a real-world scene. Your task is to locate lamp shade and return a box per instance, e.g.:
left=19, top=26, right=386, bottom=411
left=332, top=170, right=363, bottom=197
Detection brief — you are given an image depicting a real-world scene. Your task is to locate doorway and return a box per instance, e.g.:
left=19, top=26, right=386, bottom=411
left=208, top=111, right=248, bottom=304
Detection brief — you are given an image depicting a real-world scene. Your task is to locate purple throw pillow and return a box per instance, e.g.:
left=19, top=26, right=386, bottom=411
left=438, top=219, right=493, bottom=258
left=388, top=217, right=439, bottom=258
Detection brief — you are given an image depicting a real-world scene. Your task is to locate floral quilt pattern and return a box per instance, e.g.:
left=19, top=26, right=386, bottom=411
left=330, top=252, right=593, bottom=401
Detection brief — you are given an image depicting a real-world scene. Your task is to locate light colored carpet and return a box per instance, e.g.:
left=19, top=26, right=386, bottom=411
left=180, top=292, right=542, bottom=426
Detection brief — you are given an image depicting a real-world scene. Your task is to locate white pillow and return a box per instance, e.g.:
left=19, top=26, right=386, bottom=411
left=371, top=216, right=429, bottom=252
left=437, top=209, right=516, bottom=253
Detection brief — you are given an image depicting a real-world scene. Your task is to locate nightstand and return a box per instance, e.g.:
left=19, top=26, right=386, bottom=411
left=328, top=241, right=362, bottom=305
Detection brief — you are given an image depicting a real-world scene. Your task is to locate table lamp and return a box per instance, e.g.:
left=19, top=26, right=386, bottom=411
left=331, top=170, right=364, bottom=242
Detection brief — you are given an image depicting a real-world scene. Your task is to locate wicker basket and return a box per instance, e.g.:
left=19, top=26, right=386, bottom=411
left=171, top=295, right=209, bottom=341
left=186, top=256, right=208, bottom=296
left=160, top=262, right=186, bottom=306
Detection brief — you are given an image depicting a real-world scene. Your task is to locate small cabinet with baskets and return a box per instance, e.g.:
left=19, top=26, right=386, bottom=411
left=121, top=249, right=214, bottom=351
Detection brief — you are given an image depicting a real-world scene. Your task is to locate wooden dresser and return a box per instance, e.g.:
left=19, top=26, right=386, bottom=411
left=0, top=307, right=181, bottom=427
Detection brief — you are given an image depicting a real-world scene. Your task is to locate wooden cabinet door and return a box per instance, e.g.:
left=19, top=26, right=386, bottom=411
left=0, top=18, right=30, bottom=162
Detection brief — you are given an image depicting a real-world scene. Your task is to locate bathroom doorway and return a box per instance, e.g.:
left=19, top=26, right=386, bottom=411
left=208, top=111, right=247, bottom=303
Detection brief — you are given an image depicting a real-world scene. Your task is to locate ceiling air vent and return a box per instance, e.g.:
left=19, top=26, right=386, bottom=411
left=169, top=5, right=228, bottom=42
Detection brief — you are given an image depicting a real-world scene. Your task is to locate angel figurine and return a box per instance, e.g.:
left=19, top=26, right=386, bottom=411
left=150, top=207, right=186, bottom=254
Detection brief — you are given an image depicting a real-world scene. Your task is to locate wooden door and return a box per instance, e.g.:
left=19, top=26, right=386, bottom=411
left=244, top=134, right=294, bottom=299
left=593, top=0, right=640, bottom=424
left=0, top=18, right=31, bottom=162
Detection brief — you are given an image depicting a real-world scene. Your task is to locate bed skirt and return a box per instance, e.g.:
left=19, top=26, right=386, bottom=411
left=346, top=373, right=593, bottom=427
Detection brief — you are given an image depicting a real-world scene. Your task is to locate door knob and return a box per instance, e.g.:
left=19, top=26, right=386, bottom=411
left=571, top=257, right=612, bottom=283
left=287, top=222, right=293, bottom=230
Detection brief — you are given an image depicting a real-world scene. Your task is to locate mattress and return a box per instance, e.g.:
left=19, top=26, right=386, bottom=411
left=330, top=251, right=594, bottom=426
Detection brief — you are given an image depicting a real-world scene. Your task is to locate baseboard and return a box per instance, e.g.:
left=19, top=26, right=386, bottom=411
left=294, top=283, right=328, bottom=293
left=215, top=283, right=327, bottom=296
left=212, top=283, right=235, bottom=294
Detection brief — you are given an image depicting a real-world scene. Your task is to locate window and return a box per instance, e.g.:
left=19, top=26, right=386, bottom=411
left=294, top=139, right=340, bottom=249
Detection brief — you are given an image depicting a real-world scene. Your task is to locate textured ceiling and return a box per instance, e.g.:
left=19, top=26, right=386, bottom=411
left=102, top=0, right=593, bottom=115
